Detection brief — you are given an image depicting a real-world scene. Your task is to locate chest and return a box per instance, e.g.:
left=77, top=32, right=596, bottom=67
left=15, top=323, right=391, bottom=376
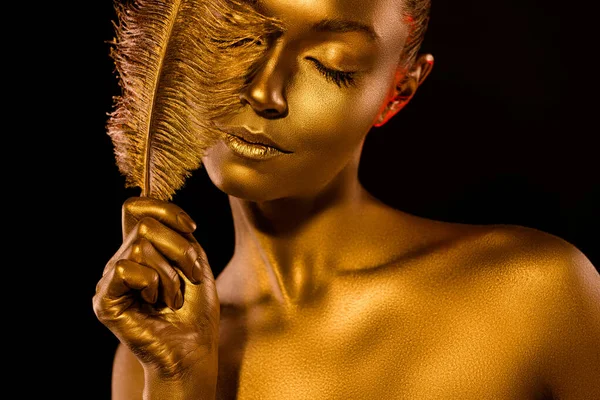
left=214, top=286, right=542, bottom=400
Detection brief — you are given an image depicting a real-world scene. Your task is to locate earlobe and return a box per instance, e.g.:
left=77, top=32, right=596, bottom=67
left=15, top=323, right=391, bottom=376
left=373, top=53, right=434, bottom=128
left=373, top=97, right=404, bottom=127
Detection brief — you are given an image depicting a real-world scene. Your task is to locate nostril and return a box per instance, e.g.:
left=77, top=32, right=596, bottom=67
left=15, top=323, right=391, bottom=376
left=263, top=109, right=280, bottom=117
left=259, top=106, right=288, bottom=120
left=239, top=91, right=288, bottom=119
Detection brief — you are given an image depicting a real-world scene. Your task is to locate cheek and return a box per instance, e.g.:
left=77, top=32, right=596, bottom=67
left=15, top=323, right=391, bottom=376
left=288, top=66, right=391, bottom=154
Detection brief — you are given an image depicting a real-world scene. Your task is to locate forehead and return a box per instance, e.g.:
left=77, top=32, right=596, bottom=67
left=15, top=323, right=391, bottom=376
left=245, top=0, right=408, bottom=47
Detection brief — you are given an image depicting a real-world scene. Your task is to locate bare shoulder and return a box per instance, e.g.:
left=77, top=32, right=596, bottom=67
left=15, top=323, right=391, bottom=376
left=445, top=222, right=600, bottom=310
left=111, top=342, right=144, bottom=400
left=447, top=223, right=600, bottom=399
left=423, top=220, right=597, bottom=279
left=498, top=225, right=600, bottom=399
left=465, top=223, right=599, bottom=287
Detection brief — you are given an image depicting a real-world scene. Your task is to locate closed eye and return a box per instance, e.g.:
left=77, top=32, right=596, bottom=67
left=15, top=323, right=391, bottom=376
left=306, top=57, right=357, bottom=88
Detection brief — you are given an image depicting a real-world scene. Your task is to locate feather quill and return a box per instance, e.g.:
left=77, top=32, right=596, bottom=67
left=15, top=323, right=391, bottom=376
left=107, top=0, right=284, bottom=200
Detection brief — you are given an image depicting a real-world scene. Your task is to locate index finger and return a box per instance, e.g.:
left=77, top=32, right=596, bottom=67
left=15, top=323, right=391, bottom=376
left=122, top=196, right=197, bottom=238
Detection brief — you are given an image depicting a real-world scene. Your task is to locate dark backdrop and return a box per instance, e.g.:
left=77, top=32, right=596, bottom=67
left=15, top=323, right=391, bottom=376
left=46, top=0, right=595, bottom=398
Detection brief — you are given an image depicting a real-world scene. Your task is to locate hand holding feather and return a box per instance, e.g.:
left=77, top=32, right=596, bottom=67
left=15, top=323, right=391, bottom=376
left=93, top=197, right=220, bottom=398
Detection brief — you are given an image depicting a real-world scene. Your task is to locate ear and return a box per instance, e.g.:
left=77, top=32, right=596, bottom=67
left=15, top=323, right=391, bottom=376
left=373, top=53, right=434, bottom=127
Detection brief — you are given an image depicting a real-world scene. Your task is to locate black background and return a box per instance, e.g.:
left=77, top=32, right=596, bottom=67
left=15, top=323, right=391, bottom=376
left=41, top=0, right=596, bottom=398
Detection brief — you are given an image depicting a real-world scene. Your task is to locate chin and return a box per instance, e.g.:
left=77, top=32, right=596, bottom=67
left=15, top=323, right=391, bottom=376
left=202, top=157, right=332, bottom=202
left=201, top=149, right=284, bottom=202
left=210, top=174, right=278, bottom=202
left=201, top=140, right=343, bottom=202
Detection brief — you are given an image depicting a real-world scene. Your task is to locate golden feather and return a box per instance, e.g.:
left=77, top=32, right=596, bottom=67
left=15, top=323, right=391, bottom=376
left=106, top=0, right=284, bottom=200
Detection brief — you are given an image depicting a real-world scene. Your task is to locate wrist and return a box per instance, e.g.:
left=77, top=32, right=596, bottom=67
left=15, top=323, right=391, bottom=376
left=143, top=357, right=218, bottom=400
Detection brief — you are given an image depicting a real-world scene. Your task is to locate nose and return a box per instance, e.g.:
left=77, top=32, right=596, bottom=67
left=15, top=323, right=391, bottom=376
left=239, top=43, right=289, bottom=119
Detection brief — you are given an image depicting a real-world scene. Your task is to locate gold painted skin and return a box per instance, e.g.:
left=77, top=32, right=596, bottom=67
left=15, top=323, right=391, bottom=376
left=93, top=0, right=600, bottom=399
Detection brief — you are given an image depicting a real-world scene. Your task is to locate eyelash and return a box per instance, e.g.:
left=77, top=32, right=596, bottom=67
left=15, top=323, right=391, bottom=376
left=306, top=57, right=357, bottom=88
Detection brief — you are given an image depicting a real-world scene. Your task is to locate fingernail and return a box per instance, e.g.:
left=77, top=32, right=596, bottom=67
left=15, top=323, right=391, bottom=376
left=192, top=258, right=203, bottom=284
left=177, top=212, right=197, bottom=232
left=175, top=291, right=184, bottom=309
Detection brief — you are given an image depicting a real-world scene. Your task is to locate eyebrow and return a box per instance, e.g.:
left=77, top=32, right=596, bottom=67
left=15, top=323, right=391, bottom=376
left=310, top=19, right=379, bottom=42
left=241, top=0, right=379, bottom=42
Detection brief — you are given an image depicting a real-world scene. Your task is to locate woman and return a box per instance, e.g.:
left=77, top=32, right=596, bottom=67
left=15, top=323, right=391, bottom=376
left=93, top=0, right=600, bottom=398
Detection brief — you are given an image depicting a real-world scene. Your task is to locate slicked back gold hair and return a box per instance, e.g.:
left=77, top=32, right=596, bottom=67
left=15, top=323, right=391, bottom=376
left=400, top=0, right=431, bottom=67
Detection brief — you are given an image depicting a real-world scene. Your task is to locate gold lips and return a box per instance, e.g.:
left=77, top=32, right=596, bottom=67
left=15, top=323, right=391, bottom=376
left=223, top=133, right=290, bottom=160
left=225, top=126, right=292, bottom=153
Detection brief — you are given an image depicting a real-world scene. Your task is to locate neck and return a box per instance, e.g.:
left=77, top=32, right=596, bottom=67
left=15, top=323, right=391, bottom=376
left=225, top=155, right=375, bottom=308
